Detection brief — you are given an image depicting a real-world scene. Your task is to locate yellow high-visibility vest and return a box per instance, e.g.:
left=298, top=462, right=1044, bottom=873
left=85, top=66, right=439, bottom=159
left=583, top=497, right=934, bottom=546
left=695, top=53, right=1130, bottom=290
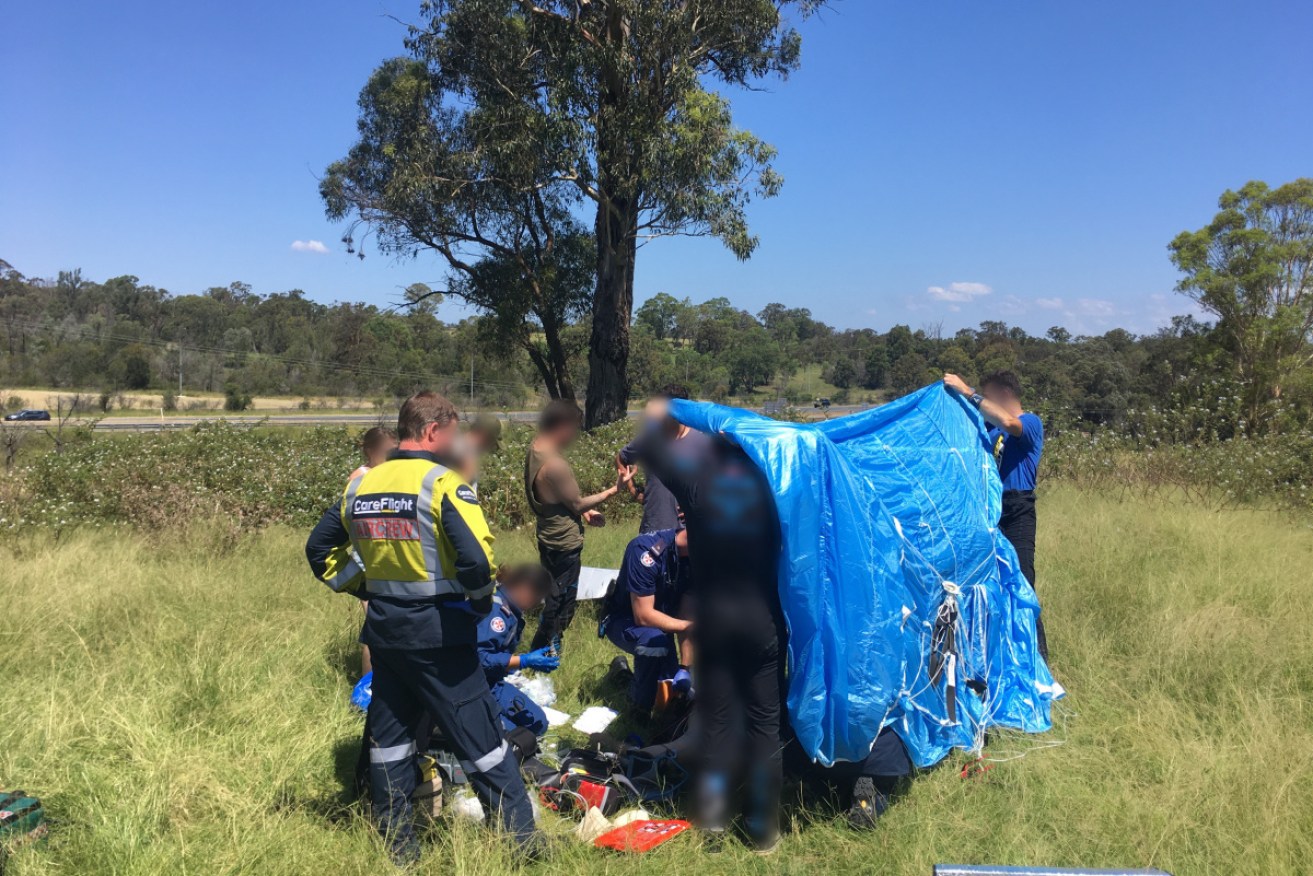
left=341, top=456, right=495, bottom=601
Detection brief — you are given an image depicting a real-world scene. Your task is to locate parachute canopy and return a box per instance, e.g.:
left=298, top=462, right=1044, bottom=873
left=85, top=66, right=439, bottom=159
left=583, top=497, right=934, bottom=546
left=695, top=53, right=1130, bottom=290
left=670, top=386, right=1061, bottom=767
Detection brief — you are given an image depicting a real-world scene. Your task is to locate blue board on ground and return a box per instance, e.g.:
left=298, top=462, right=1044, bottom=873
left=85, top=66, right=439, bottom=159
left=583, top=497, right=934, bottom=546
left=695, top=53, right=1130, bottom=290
left=670, top=385, right=1063, bottom=767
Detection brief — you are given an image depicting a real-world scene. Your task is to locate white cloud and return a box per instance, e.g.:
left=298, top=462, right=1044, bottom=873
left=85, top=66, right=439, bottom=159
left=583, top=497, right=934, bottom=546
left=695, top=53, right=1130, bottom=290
left=1071, top=297, right=1116, bottom=318
left=1036, top=297, right=1064, bottom=310
left=291, top=239, right=329, bottom=254
left=926, top=281, right=993, bottom=304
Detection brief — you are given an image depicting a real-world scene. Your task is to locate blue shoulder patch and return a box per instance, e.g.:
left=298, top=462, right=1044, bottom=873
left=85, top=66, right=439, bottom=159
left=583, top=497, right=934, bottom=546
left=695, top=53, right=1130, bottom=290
left=455, top=484, right=479, bottom=504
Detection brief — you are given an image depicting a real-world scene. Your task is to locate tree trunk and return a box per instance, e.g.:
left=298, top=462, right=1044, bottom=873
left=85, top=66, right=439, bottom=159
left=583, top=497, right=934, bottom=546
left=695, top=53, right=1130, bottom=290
left=540, top=313, right=576, bottom=400
left=585, top=196, right=638, bottom=428
left=524, top=344, right=562, bottom=399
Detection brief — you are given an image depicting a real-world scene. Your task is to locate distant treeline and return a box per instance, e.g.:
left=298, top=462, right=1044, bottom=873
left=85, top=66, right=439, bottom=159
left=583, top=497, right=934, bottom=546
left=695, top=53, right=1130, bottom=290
left=1, top=259, right=1305, bottom=439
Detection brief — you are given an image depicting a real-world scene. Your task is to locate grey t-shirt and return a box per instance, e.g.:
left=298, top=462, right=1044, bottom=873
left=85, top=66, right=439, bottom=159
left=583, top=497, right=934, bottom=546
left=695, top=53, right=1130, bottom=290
left=620, top=428, right=713, bottom=533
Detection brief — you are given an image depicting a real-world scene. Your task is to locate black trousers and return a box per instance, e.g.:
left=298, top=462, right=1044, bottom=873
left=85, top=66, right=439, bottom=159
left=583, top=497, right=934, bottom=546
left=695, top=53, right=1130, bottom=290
left=1000, top=490, right=1047, bottom=660
left=528, top=544, right=583, bottom=652
left=366, top=646, right=535, bottom=860
left=695, top=620, right=784, bottom=840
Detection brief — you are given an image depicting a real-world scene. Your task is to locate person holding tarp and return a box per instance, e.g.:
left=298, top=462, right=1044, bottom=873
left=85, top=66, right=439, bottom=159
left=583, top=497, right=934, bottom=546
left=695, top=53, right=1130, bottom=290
left=943, top=370, right=1048, bottom=659
left=663, top=387, right=1060, bottom=776
left=634, top=405, right=786, bottom=854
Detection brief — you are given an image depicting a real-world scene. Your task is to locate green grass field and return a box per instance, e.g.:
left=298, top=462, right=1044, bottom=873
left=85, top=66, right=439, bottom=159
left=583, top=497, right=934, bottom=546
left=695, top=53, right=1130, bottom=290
left=2, top=486, right=1311, bottom=874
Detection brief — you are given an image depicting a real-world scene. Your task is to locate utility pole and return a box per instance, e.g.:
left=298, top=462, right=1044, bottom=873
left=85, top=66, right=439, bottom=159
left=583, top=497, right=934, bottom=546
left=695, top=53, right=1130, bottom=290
left=469, top=353, right=475, bottom=411
left=178, top=344, right=183, bottom=397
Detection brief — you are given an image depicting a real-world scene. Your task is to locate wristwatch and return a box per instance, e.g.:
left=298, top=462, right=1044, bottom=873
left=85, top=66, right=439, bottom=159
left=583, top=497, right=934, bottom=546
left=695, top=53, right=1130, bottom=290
left=969, top=392, right=985, bottom=408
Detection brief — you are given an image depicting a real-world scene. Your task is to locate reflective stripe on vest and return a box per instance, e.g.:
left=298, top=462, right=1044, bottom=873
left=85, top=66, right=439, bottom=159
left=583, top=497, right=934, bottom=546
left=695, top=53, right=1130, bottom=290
left=345, top=462, right=471, bottom=600
left=365, top=578, right=463, bottom=598
left=322, top=551, right=364, bottom=592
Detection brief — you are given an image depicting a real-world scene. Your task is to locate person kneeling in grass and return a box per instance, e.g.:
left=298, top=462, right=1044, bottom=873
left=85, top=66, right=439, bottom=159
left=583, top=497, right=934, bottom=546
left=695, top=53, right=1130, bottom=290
left=477, top=564, right=561, bottom=737
left=600, top=528, right=694, bottom=715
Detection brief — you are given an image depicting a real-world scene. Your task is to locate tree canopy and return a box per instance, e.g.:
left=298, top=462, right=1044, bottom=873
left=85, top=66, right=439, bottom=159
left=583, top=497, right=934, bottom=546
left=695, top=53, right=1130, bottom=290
left=325, top=0, right=825, bottom=425
left=1169, top=178, right=1313, bottom=429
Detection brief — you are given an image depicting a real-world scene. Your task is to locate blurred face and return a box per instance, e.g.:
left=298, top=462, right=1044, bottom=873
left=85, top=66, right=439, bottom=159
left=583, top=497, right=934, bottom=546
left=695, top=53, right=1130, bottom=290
left=550, top=421, right=581, bottom=447
left=981, top=382, right=1019, bottom=410
left=421, top=419, right=460, bottom=455
left=470, top=429, right=495, bottom=454
left=505, top=581, right=545, bottom=612
left=366, top=437, right=398, bottom=468
left=644, top=397, right=680, bottom=437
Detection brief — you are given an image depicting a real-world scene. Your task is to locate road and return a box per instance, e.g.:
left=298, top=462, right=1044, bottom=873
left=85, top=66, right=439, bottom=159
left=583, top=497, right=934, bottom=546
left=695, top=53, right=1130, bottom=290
left=6, top=404, right=870, bottom=433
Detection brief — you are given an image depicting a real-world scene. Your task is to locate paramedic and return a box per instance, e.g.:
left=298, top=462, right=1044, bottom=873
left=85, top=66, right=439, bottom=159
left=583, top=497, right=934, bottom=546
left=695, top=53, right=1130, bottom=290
left=305, top=390, right=538, bottom=864
left=477, top=564, right=560, bottom=737
left=601, top=528, right=693, bottom=712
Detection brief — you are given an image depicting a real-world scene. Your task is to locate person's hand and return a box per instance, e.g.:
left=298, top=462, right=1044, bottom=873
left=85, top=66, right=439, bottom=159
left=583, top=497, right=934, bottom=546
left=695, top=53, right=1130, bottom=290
left=943, top=373, right=972, bottom=396
left=615, top=463, right=636, bottom=493
left=668, top=667, right=694, bottom=699
left=519, top=647, right=560, bottom=672
left=584, top=509, right=606, bottom=528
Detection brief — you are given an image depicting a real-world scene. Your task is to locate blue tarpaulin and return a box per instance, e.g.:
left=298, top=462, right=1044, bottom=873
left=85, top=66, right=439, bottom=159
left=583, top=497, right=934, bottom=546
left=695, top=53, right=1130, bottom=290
left=670, top=386, right=1062, bottom=767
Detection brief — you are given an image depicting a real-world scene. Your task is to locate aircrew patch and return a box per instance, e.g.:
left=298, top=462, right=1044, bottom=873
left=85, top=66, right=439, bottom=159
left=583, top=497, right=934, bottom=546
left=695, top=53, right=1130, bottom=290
left=455, top=485, right=479, bottom=504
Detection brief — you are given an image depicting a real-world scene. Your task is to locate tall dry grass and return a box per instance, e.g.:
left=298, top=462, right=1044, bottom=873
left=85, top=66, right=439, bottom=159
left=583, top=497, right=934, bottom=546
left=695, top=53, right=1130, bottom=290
left=1, top=486, right=1310, bottom=874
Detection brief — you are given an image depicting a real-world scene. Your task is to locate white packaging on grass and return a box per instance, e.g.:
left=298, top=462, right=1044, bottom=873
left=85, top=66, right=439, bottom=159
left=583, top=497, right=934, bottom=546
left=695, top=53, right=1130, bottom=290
left=506, top=671, right=557, bottom=707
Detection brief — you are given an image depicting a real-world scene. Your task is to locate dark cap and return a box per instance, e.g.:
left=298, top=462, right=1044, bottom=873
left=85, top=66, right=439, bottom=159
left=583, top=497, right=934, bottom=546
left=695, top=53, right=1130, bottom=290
left=470, top=413, right=502, bottom=450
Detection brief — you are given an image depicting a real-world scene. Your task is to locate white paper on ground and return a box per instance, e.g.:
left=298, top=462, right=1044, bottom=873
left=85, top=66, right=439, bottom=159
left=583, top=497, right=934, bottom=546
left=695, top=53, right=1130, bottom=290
left=577, top=567, right=619, bottom=600
left=572, top=706, right=619, bottom=735
left=542, top=706, right=571, bottom=727
left=576, top=806, right=612, bottom=843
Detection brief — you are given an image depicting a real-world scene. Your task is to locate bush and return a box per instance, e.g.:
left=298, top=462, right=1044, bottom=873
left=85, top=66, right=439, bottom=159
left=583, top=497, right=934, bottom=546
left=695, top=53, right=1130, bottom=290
left=162, top=391, right=177, bottom=412
left=0, top=418, right=642, bottom=535
left=224, top=386, right=252, bottom=412
left=1045, top=428, right=1313, bottom=513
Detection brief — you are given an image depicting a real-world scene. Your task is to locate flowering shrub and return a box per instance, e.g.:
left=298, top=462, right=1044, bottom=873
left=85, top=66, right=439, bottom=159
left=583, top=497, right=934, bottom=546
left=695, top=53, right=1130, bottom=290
left=0, top=419, right=642, bottom=535
left=1045, top=429, right=1313, bottom=513
left=1, top=410, right=1307, bottom=536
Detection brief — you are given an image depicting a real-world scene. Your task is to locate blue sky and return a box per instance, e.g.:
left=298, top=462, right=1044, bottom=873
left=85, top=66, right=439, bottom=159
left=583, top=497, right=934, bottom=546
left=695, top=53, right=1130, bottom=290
left=3, top=0, right=1310, bottom=336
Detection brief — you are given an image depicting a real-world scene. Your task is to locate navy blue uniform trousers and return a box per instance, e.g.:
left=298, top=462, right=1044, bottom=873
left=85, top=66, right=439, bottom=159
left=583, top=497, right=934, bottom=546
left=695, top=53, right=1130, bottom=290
left=367, top=646, right=535, bottom=856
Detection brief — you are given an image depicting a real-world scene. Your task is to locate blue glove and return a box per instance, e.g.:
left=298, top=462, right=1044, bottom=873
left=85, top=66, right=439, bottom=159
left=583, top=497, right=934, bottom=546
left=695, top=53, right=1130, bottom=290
left=350, top=672, right=373, bottom=711
left=519, top=647, right=560, bottom=673
left=671, top=667, right=694, bottom=699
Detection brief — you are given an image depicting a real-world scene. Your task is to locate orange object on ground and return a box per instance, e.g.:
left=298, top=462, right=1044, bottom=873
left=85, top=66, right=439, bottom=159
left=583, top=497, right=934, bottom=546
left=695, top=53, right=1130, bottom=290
left=593, top=819, right=692, bottom=853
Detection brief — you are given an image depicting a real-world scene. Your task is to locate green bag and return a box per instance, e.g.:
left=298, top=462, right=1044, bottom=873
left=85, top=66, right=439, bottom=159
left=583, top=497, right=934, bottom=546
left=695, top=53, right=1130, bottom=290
left=0, top=790, right=47, bottom=849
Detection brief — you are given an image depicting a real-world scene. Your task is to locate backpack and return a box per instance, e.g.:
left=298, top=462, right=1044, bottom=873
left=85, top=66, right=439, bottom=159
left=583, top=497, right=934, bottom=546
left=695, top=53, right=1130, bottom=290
left=0, top=790, right=47, bottom=860
left=538, top=749, right=640, bottom=818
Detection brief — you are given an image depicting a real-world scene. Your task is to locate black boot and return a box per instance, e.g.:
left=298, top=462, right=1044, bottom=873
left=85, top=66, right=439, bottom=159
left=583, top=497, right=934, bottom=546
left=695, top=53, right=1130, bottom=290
left=846, top=776, right=887, bottom=830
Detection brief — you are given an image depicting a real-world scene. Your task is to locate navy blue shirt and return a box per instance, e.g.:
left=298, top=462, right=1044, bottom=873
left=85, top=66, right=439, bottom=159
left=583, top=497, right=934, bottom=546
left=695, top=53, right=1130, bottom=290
left=619, top=429, right=713, bottom=533
left=475, top=587, right=524, bottom=684
left=607, top=529, right=688, bottom=623
left=988, top=412, right=1044, bottom=492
